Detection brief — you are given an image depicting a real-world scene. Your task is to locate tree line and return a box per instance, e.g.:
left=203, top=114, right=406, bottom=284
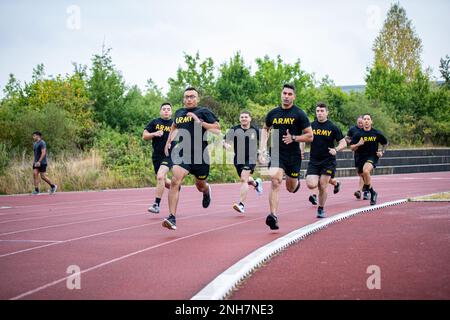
left=0, top=3, right=449, bottom=186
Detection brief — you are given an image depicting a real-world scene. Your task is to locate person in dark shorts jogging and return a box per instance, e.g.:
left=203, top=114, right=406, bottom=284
left=350, top=114, right=388, bottom=206
left=259, top=84, right=313, bottom=230
left=32, top=131, right=57, bottom=195
left=345, top=116, right=368, bottom=200
left=223, top=111, right=263, bottom=214
left=300, top=141, right=342, bottom=207
left=305, top=103, right=346, bottom=218
left=162, top=87, right=220, bottom=230
left=143, top=102, right=175, bottom=214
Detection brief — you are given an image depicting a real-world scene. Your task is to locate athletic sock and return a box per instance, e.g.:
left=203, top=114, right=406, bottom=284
left=155, top=198, right=161, bottom=205
left=369, top=187, right=375, bottom=194
left=363, top=184, right=370, bottom=192
left=35, top=187, right=39, bottom=192
left=239, top=202, right=244, bottom=207
left=318, top=206, right=324, bottom=211
left=50, top=184, right=55, bottom=188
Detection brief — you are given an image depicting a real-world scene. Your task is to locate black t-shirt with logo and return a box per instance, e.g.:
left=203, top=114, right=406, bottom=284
left=265, top=105, right=310, bottom=156
left=310, top=120, right=344, bottom=161
left=173, top=106, right=219, bottom=163
left=351, top=128, right=388, bottom=161
left=145, top=118, right=173, bottom=159
left=346, top=125, right=362, bottom=139
left=225, top=125, right=260, bottom=165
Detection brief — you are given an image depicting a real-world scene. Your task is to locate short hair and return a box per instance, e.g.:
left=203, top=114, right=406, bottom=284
left=240, top=110, right=251, bottom=117
left=160, top=102, right=172, bottom=109
left=32, top=131, right=42, bottom=137
left=357, top=115, right=363, bottom=120
left=184, top=87, right=199, bottom=94
left=363, top=113, right=372, bottom=119
left=282, top=83, right=296, bottom=93
left=315, top=102, right=328, bottom=110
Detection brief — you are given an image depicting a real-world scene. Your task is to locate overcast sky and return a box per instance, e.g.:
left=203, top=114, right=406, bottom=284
left=0, top=0, right=449, bottom=95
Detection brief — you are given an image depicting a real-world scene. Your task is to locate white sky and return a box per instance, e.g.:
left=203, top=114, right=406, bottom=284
left=0, top=0, right=449, bottom=95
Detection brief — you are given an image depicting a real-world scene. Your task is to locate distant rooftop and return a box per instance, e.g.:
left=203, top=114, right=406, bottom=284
left=339, top=85, right=365, bottom=93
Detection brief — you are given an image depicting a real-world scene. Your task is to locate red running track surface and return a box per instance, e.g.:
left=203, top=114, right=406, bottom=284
left=0, top=172, right=449, bottom=299
left=230, top=201, right=450, bottom=300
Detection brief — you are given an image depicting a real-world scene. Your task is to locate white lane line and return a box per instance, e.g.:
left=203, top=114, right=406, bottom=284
left=191, top=199, right=408, bottom=300
left=10, top=216, right=264, bottom=300
left=0, top=239, right=62, bottom=243
left=0, top=212, right=146, bottom=237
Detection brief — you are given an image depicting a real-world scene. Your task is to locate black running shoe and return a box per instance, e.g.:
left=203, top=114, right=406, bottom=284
left=317, top=207, right=326, bottom=219
left=370, top=190, right=378, bottom=206
left=265, top=214, right=279, bottom=230
left=162, top=214, right=176, bottom=230
left=202, top=185, right=212, bottom=208
left=363, top=191, right=369, bottom=200
left=308, top=194, right=318, bottom=205
left=354, top=190, right=362, bottom=199
left=333, top=181, right=341, bottom=194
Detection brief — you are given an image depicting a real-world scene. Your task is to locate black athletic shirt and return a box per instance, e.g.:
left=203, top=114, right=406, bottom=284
left=145, top=118, right=173, bottom=159
left=33, top=140, right=47, bottom=165
left=346, top=125, right=362, bottom=139
left=173, top=106, right=219, bottom=162
left=351, top=128, right=388, bottom=160
left=310, top=120, right=344, bottom=161
left=224, top=125, right=260, bottom=164
left=265, top=105, right=310, bottom=156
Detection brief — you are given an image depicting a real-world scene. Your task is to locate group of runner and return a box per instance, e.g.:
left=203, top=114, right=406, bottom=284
left=142, top=84, right=388, bottom=231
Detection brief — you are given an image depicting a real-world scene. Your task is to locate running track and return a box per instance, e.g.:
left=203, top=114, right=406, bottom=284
left=0, top=172, right=449, bottom=300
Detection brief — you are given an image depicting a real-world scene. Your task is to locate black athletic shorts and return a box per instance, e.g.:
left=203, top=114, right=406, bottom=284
left=152, top=157, right=173, bottom=175
left=269, top=153, right=302, bottom=179
left=177, top=163, right=210, bottom=180
left=33, top=164, right=47, bottom=173
left=355, top=156, right=378, bottom=174
left=234, top=163, right=256, bottom=177
left=307, top=158, right=337, bottom=177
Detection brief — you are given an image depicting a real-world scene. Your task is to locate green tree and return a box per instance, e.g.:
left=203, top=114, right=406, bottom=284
left=439, top=55, right=450, bottom=88
left=167, top=52, right=216, bottom=104
left=372, top=2, right=422, bottom=81
left=215, top=52, right=256, bottom=107
left=87, top=47, right=126, bottom=127
left=253, top=55, right=315, bottom=108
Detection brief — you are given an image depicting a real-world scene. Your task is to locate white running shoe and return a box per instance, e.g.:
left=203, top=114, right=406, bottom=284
left=232, top=203, right=245, bottom=214
left=148, top=203, right=160, bottom=214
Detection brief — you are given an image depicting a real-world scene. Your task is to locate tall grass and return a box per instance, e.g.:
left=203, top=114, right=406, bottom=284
left=0, top=150, right=156, bottom=195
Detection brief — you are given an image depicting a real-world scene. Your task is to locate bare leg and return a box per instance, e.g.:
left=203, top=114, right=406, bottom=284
left=318, top=175, right=331, bottom=207
left=306, top=175, right=319, bottom=191
left=40, top=172, right=53, bottom=187
left=239, top=170, right=252, bottom=204
left=195, top=178, right=209, bottom=193
left=155, top=166, right=170, bottom=199
left=269, top=168, right=284, bottom=215
left=168, top=166, right=188, bottom=216
left=33, top=169, right=40, bottom=190
left=361, top=163, right=374, bottom=188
